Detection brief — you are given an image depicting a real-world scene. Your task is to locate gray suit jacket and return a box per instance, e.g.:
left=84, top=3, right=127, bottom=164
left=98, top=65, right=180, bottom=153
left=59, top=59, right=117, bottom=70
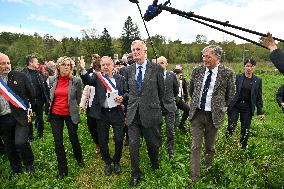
left=124, top=61, right=165, bottom=127
left=162, top=71, right=179, bottom=113
left=48, top=76, right=82, bottom=124
left=189, top=65, right=236, bottom=128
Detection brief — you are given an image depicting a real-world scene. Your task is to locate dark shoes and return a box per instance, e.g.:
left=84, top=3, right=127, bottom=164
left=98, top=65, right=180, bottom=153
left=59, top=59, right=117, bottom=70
left=104, top=164, right=112, bottom=176
left=114, top=162, right=122, bottom=174
left=129, top=174, right=141, bottom=187
left=56, top=172, right=68, bottom=180
left=78, top=161, right=85, bottom=168
left=26, top=165, right=34, bottom=175
left=185, top=184, right=193, bottom=189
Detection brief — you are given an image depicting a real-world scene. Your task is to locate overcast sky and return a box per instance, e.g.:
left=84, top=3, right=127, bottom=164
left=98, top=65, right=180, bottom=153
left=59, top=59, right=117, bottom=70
left=0, top=0, right=283, bottom=44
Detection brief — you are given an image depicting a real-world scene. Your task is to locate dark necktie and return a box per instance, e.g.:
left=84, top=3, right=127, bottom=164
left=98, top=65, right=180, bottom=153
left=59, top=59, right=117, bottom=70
left=136, top=66, right=143, bottom=91
left=200, top=69, right=213, bottom=110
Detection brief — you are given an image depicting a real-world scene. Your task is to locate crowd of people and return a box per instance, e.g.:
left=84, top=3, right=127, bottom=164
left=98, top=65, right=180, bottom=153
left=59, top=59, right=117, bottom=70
left=0, top=33, right=283, bottom=188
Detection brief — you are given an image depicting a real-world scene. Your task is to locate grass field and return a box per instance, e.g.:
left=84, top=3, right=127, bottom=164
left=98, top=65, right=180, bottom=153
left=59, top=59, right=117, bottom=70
left=0, top=62, right=283, bottom=189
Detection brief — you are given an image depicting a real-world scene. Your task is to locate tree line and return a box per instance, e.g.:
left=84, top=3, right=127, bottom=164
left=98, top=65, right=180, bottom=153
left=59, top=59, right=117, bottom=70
left=0, top=16, right=283, bottom=68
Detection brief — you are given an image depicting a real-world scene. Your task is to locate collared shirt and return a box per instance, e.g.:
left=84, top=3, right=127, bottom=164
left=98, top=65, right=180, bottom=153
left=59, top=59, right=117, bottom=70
left=163, top=70, right=167, bottom=80
left=199, top=64, right=219, bottom=111
left=103, top=77, right=117, bottom=108
left=135, top=59, right=147, bottom=81
left=0, top=74, right=12, bottom=116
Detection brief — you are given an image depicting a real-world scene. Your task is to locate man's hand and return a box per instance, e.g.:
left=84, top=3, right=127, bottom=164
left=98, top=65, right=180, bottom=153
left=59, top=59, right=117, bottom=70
left=258, top=114, right=265, bottom=121
left=78, top=56, right=85, bottom=70
left=260, top=32, right=278, bottom=52
left=79, top=107, right=85, bottom=113
left=115, top=96, right=124, bottom=103
left=281, top=102, right=284, bottom=108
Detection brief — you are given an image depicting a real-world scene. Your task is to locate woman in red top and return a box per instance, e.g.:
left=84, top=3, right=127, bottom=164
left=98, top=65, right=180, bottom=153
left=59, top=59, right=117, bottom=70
left=48, top=56, right=84, bottom=179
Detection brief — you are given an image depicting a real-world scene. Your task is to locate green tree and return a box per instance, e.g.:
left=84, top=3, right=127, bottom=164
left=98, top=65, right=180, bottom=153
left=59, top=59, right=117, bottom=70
left=99, top=28, right=113, bottom=57
left=120, top=16, right=141, bottom=54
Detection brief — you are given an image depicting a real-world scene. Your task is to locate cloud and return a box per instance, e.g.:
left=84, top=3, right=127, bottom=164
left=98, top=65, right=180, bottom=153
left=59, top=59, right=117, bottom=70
left=1, top=0, right=284, bottom=44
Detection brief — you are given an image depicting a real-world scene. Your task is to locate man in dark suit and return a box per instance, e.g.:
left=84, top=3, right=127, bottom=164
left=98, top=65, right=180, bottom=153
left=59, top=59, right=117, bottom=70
left=260, top=32, right=284, bottom=74
left=0, top=52, right=35, bottom=175
left=124, top=40, right=165, bottom=187
left=187, top=45, right=236, bottom=186
left=157, top=56, right=179, bottom=158
left=22, top=55, right=49, bottom=140
left=79, top=56, right=126, bottom=176
left=226, top=59, right=264, bottom=149
left=276, top=84, right=284, bottom=113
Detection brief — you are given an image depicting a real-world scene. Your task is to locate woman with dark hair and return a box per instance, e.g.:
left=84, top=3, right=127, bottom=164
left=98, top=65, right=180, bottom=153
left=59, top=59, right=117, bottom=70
left=48, top=56, right=84, bottom=179
left=226, top=59, right=264, bottom=149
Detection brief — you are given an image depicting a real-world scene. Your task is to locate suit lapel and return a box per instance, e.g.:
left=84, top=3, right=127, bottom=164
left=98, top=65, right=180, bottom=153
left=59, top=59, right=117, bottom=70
left=68, top=77, right=73, bottom=105
left=141, top=61, right=152, bottom=91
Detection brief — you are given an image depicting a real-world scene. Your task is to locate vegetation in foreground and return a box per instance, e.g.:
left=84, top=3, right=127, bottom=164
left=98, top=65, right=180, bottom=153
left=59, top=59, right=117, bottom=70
left=0, top=63, right=283, bottom=189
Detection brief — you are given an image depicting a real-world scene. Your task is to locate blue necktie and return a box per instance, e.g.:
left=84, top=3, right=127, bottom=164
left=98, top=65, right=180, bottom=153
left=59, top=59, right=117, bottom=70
left=136, top=66, right=143, bottom=91
left=200, top=69, right=212, bottom=110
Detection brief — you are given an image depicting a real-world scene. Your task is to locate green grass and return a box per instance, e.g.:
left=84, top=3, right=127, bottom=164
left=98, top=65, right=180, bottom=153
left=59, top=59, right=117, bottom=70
left=0, top=62, right=283, bottom=188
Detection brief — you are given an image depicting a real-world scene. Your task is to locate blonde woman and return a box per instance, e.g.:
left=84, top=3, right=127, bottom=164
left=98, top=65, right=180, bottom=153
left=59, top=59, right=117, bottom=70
left=48, top=56, right=84, bottom=179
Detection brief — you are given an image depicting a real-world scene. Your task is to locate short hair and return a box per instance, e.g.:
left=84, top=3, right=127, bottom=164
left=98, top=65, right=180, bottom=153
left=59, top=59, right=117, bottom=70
left=202, top=45, right=223, bottom=58
left=25, top=54, right=37, bottom=65
left=131, top=40, right=147, bottom=51
left=157, top=56, right=167, bottom=64
left=100, top=56, right=114, bottom=65
left=244, top=58, right=256, bottom=66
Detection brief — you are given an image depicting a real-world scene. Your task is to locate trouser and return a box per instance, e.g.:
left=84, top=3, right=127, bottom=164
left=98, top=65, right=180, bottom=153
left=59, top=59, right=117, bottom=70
left=96, top=107, right=124, bottom=165
left=176, top=98, right=190, bottom=127
left=227, top=102, right=252, bottom=149
left=87, top=115, right=99, bottom=145
left=162, top=109, right=175, bottom=155
left=128, top=110, right=161, bottom=176
left=50, top=114, right=83, bottom=174
left=0, top=114, right=34, bottom=173
left=28, top=99, right=44, bottom=139
left=190, top=109, right=218, bottom=181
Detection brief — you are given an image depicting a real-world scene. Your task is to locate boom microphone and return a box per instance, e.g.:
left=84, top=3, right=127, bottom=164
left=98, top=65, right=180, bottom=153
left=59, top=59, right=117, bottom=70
left=144, top=0, right=161, bottom=21
left=129, top=0, right=139, bottom=3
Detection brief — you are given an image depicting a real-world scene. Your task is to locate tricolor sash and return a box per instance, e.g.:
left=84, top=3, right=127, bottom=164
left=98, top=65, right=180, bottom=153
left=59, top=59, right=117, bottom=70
left=0, top=78, right=28, bottom=111
left=96, top=72, right=118, bottom=93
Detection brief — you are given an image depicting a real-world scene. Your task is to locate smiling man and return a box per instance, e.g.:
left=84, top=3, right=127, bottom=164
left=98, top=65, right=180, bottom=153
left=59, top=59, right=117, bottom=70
left=187, top=45, right=236, bottom=187
left=0, top=52, right=35, bottom=176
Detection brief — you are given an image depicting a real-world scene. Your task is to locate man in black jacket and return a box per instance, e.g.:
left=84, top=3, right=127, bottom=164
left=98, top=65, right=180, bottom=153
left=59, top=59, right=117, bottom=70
left=0, top=52, right=35, bottom=175
left=79, top=56, right=126, bottom=176
left=22, top=55, right=49, bottom=140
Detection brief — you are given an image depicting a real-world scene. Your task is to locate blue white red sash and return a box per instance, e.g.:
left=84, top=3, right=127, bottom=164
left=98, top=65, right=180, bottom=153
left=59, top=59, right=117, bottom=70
left=96, top=72, right=118, bottom=93
left=0, top=78, right=28, bottom=111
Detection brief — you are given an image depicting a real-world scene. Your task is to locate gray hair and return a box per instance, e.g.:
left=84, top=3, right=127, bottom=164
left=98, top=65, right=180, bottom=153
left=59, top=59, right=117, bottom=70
left=202, top=45, right=223, bottom=58
left=131, top=40, right=147, bottom=51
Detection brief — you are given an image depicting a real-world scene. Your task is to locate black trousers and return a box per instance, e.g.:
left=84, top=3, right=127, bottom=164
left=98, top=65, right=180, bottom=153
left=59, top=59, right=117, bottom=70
left=176, top=97, right=190, bottom=127
left=227, top=102, right=252, bottom=149
left=128, top=110, right=161, bottom=176
left=86, top=115, right=99, bottom=145
left=50, top=114, right=83, bottom=174
left=96, top=107, right=124, bottom=165
left=0, top=114, right=34, bottom=173
left=28, top=99, right=44, bottom=138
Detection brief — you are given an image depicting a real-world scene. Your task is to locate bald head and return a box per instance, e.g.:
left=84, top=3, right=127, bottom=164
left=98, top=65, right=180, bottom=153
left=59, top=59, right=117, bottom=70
left=157, top=56, right=168, bottom=71
left=0, top=52, right=11, bottom=74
